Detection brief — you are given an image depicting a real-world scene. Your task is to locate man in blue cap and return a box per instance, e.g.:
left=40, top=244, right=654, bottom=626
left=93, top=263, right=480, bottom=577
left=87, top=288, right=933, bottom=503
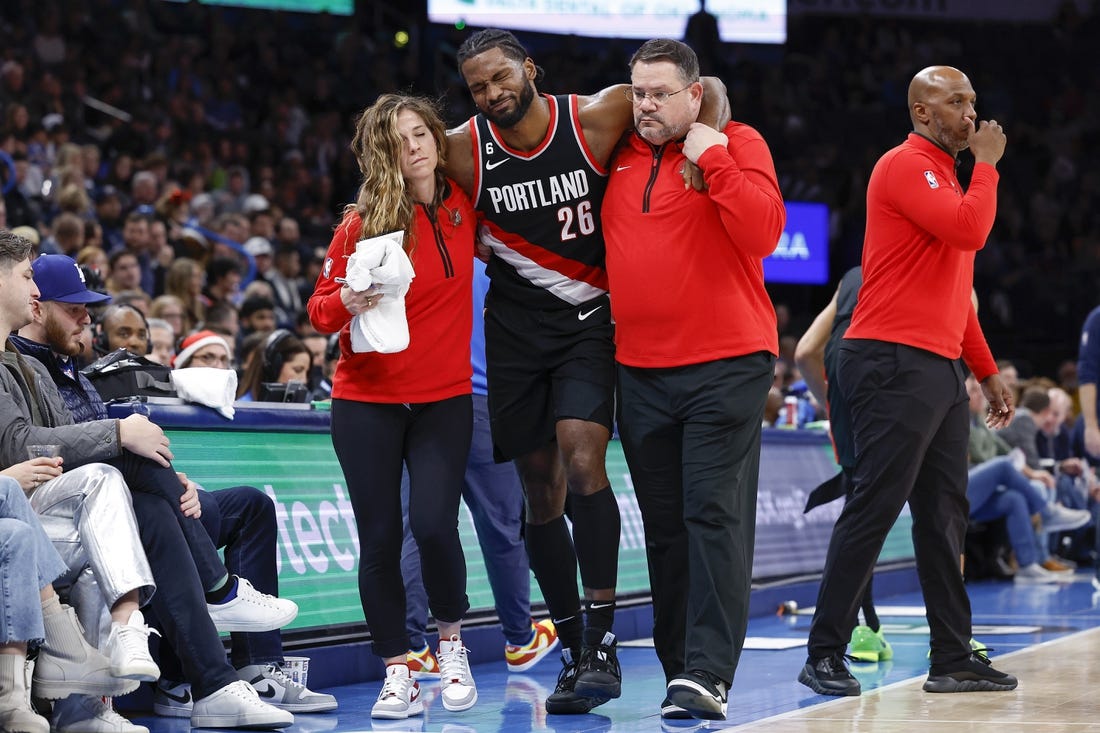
left=17, top=252, right=337, bottom=718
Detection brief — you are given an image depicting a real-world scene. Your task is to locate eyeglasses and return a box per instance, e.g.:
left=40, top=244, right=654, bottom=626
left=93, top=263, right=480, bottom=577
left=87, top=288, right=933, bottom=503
left=190, top=351, right=230, bottom=367
left=627, top=85, right=692, bottom=105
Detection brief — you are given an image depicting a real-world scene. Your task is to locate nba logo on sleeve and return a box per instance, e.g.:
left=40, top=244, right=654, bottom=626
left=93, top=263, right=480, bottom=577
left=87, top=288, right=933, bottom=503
left=923, top=170, right=940, bottom=189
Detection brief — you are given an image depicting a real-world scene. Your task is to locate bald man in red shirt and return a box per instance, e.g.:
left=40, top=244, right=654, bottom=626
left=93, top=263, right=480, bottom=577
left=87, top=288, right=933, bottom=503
left=798, top=66, right=1017, bottom=697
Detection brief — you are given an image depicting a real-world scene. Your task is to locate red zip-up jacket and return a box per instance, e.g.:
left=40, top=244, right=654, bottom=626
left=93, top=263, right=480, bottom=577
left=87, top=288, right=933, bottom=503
left=308, top=183, right=476, bottom=403
left=602, top=122, right=784, bottom=367
left=846, top=133, right=999, bottom=379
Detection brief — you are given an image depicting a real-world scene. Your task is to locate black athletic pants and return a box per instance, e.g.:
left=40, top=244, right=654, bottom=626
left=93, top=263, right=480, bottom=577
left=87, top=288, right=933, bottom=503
left=331, top=395, right=472, bottom=659
left=807, top=339, right=973, bottom=667
left=617, top=352, right=774, bottom=685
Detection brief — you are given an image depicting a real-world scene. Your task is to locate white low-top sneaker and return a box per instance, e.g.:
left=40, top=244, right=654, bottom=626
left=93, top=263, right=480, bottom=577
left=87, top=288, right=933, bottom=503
left=371, top=664, right=423, bottom=720
left=191, top=679, right=294, bottom=729
left=104, top=610, right=160, bottom=681
left=437, top=636, right=477, bottom=712
left=52, top=695, right=149, bottom=733
left=207, top=577, right=298, bottom=633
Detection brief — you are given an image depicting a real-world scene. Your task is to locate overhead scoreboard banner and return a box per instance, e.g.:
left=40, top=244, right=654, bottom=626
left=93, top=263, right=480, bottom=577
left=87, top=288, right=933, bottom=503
left=166, top=426, right=913, bottom=632
left=427, top=0, right=787, bottom=44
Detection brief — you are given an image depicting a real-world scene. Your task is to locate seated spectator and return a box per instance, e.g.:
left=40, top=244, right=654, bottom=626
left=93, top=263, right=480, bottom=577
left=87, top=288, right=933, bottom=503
left=149, top=294, right=187, bottom=342
left=300, top=333, right=331, bottom=400
left=106, top=249, right=142, bottom=296
left=147, top=317, right=176, bottom=366
left=9, top=449, right=160, bottom=732
left=205, top=256, right=243, bottom=310
left=244, top=236, right=275, bottom=280
left=240, top=295, right=278, bottom=339
left=5, top=245, right=299, bottom=728
left=0, top=476, right=139, bottom=733
left=202, top=300, right=241, bottom=351
left=164, top=258, right=206, bottom=334
left=76, top=245, right=109, bottom=281
left=174, top=330, right=233, bottom=369
left=967, top=377, right=1090, bottom=582
left=266, top=245, right=303, bottom=326
left=95, top=304, right=150, bottom=357
left=235, top=329, right=311, bottom=402
left=997, top=386, right=1082, bottom=572
left=49, top=212, right=85, bottom=257
left=1041, top=387, right=1099, bottom=565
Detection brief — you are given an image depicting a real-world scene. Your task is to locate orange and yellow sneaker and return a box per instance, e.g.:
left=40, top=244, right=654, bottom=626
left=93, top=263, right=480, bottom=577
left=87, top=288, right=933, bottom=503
left=406, top=643, right=441, bottom=679
left=506, top=619, right=560, bottom=673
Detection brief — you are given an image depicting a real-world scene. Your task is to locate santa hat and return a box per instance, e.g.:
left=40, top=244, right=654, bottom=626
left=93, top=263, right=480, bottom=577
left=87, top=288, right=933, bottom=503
left=173, top=330, right=231, bottom=368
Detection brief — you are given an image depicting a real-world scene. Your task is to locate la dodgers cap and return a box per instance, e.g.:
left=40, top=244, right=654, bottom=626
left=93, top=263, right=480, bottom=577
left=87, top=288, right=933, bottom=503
left=32, top=254, right=112, bottom=305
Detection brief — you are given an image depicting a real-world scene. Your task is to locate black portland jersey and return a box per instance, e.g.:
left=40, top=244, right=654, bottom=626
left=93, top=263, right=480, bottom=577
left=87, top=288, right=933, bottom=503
left=472, top=94, right=609, bottom=310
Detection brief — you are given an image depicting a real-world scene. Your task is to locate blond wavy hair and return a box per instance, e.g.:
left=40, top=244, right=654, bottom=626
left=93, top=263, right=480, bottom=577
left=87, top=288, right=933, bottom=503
left=347, top=94, right=449, bottom=256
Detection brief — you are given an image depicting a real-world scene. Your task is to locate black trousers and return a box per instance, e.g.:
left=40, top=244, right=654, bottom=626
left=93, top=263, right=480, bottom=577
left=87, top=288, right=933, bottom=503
left=331, top=395, right=472, bottom=659
left=807, top=339, right=973, bottom=667
left=617, top=352, right=773, bottom=685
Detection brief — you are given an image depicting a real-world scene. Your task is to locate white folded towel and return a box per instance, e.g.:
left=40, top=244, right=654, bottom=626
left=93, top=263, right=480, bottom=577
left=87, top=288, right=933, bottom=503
left=346, top=231, right=415, bottom=354
left=170, top=368, right=238, bottom=419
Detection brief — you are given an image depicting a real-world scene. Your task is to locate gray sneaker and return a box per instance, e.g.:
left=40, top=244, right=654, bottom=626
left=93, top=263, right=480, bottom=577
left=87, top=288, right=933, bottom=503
left=1041, top=503, right=1092, bottom=533
left=238, top=663, right=338, bottom=713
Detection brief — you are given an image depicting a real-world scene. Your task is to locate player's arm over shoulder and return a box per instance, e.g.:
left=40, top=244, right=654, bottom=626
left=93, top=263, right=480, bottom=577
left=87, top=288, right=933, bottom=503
left=576, top=84, right=636, bottom=167
left=444, top=122, right=475, bottom=196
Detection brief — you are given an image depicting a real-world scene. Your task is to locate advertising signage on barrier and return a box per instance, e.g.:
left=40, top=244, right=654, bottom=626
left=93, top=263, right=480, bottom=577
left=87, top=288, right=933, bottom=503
left=162, top=425, right=914, bottom=632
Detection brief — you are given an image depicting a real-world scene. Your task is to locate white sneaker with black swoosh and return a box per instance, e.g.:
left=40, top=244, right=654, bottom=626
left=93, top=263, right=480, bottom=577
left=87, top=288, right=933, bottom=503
left=238, top=662, right=338, bottom=712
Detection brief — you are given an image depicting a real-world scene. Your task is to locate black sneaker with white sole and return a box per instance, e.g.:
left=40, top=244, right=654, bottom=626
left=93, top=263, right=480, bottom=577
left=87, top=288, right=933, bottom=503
left=666, top=670, right=728, bottom=720
left=660, top=695, right=692, bottom=720
left=573, top=632, right=622, bottom=703
left=923, top=653, right=1018, bottom=692
left=798, top=654, right=861, bottom=696
left=545, top=649, right=600, bottom=715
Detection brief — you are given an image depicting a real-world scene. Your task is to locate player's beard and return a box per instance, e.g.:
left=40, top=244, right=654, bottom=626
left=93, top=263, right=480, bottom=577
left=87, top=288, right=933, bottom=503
left=484, top=82, right=536, bottom=129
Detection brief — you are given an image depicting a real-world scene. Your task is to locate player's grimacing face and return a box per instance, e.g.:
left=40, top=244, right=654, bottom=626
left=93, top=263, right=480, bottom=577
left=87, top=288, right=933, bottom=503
left=461, top=48, right=536, bottom=128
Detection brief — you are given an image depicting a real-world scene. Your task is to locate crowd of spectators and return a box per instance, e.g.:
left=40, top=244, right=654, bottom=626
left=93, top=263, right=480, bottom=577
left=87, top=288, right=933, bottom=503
left=0, top=1, right=1096, bottom=382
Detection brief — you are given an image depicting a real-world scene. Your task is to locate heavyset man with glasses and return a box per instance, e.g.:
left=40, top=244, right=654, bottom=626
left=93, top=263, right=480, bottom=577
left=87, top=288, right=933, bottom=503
left=445, top=29, right=728, bottom=716
left=601, top=39, right=785, bottom=722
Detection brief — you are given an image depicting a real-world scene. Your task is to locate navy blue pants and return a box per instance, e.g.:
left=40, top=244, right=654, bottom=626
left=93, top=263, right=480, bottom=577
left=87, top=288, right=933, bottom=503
left=131, top=492, right=238, bottom=700
left=156, top=485, right=283, bottom=683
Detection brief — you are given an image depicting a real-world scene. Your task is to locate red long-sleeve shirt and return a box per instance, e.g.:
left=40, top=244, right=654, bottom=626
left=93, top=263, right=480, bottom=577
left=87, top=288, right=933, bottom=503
left=601, top=122, right=784, bottom=368
left=846, top=133, right=999, bottom=380
left=307, top=183, right=476, bottom=403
